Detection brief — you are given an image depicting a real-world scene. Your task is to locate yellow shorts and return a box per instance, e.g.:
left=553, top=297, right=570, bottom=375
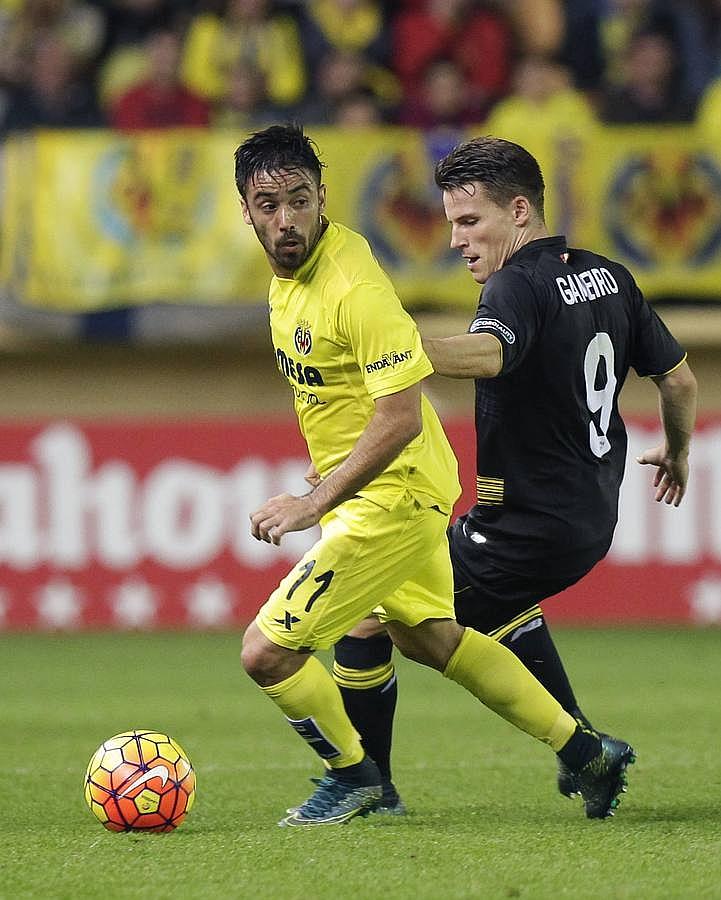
left=254, top=493, right=454, bottom=651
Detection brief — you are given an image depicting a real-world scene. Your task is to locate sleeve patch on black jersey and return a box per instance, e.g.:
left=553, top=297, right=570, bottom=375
left=469, top=317, right=516, bottom=344
left=476, top=475, right=504, bottom=506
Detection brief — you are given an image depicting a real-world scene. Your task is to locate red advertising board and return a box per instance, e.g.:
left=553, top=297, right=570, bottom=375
left=0, top=417, right=719, bottom=630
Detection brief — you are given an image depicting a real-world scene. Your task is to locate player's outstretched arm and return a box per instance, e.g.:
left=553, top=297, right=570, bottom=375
left=250, top=382, right=423, bottom=544
left=637, top=360, right=697, bottom=506
left=422, top=332, right=503, bottom=379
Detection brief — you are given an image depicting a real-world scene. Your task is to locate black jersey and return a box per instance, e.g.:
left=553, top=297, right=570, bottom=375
left=464, top=235, right=685, bottom=576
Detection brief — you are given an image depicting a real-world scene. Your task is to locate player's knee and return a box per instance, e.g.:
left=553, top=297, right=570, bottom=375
left=240, top=623, right=279, bottom=683
left=241, top=622, right=308, bottom=686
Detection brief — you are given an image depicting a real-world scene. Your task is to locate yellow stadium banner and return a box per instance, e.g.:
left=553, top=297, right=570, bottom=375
left=1, top=130, right=271, bottom=310
left=3, top=126, right=721, bottom=311
left=565, top=128, right=721, bottom=299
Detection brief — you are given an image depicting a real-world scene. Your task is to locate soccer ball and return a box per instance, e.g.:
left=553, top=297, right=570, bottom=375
left=84, top=730, right=196, bottom=832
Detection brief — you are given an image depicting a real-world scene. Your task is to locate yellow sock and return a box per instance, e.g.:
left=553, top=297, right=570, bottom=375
left=444, top=628, right=576, bottom=751
left=261, top=655, right=365, bottom=768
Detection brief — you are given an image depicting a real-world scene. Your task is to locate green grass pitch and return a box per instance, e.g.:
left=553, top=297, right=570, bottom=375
left=3, top=629, right=721, bottom=899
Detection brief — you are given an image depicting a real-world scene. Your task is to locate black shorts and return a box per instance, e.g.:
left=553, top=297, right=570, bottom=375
left=448, top=516, right=594, bottom=634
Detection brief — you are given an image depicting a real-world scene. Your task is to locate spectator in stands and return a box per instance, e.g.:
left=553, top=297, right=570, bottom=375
left=484, top=55, right=598, bottom=233
left=212, top=62, right=284, bottom=129
left=2, top=32, right=104, bottom=131
left=598, top=28, right=696, bottom=123
left=396, top=58, right=484, bottom=130
left=390, top=0, right=514, bottom=114
left=110, top=28, right=210, bottom=130
left=181, top=0, right=306, bottom=110
left=0, top=0, right=105, bottom=97
left=96, top=0, right=195, bottom=112
left=485, top=55, right=597, bottom=144
left=297, top=0, right=389, bottom=61
left=331, top=88, right=384, bottom=128
left=18, top=0, right=103, bottom=68
left=561, top=0, right=713, bottom=107
left=296, top=0, right=391, bottom=82
left=507, top=0, right=565, bottom=58
left=295, top=47, right=397, bottom=125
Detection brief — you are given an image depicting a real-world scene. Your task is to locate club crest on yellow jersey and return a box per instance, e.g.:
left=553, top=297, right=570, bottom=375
left=294, top=320, right=312, bottom=356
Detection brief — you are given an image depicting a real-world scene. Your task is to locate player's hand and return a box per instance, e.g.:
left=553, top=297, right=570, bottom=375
left=304, top=463, right=322, bottom=488
left=250, top=493, right=320, bottom=545
left=636, top=445, right=689, bottom=506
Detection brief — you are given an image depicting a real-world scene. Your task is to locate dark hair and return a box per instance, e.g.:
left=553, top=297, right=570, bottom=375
left=234, top=123, right=325, bottom=197
left=434, top=136, right=545, bottom=218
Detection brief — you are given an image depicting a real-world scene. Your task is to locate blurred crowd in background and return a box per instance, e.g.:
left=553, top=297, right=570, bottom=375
left=1, top=0, right=721, bottom=138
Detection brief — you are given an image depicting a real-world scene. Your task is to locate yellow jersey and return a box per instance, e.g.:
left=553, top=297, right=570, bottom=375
left=268, top=221, right=460, bottom=514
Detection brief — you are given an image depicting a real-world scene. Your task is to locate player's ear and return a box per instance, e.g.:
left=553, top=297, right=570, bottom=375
left=318, top=184, right=327, bottom=215
left=240, top=196, right=252, bottom=226
left=512, top=196, right=531, bottom=227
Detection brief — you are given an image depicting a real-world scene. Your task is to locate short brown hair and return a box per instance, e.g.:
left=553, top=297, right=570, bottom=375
left=435, top=136, right=545, bottom=218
